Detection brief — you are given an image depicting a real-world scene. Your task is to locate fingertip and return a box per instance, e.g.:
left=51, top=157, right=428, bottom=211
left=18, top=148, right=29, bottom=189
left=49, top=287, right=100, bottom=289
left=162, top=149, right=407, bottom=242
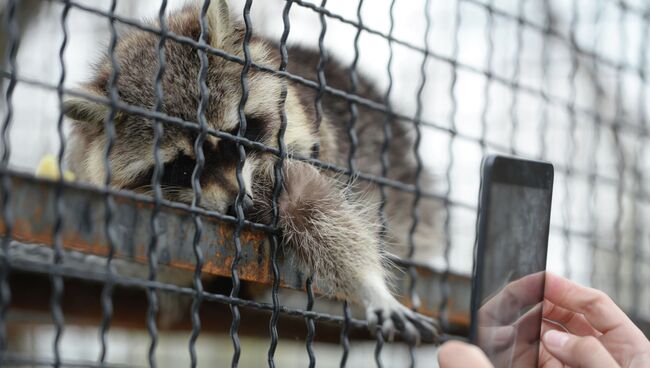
left=438, top=341, right=492, bottom=368
left=543, top=330, right=570, bottom=350
left=541, top=330, right=618, bottom=368
left=438, top=341, right=469, bottom=362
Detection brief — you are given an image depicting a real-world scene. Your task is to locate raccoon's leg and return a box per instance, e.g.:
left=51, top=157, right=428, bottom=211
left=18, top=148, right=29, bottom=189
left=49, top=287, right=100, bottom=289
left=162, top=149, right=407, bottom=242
left=275, top=160, right=439, bottom=343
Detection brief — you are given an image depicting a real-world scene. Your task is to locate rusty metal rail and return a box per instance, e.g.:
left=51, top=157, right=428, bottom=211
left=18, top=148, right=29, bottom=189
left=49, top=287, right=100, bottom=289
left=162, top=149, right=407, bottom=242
left=0, top=172, right=471, bottom=332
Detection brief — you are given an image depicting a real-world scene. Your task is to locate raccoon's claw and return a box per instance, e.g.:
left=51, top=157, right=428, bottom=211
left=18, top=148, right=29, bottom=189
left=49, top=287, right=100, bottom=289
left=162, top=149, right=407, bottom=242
left=366, top=299, right=440, bottom=344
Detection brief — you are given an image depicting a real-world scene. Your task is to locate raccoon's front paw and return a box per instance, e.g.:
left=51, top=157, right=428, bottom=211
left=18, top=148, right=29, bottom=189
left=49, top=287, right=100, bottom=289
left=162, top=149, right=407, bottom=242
left=366, top=297, right=440, bottom=344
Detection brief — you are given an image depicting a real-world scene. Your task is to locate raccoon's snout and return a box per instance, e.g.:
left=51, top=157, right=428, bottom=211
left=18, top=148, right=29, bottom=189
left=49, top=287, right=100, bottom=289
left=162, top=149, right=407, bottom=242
left=226, top=193, right=254, bottom=216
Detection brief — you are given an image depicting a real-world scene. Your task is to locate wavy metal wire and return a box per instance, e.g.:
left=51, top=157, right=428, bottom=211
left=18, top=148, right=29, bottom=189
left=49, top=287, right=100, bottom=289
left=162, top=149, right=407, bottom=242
left=344, top=1, right=369, bottom=365
left=480, top=0, right=494, bottom=155
left=305, top=276, right=316, bottom=368
left=438, top=0, right=453, bottom=333
left=0, top=0, right=18, bottom=360
left=403, top=0, right=431, bottom=364
left=538, top=0, right=550, bottom=161
left=99, top=0, right=122, bottom=365
left=314, top=0, right=328, bottom=141
left=147, top=0, right=169, bottom=367
left=631, top=1, right=650, bottom=316
left=378, top=0, right=396, bottom=247
left=612, top=1, right=627, bottom=304
left=562, top=0, right=579, bottom=280
left=508, top=0, right=525, bottom=156
left=191, top=2, right=211, bottom=367
left=231, top=1, right=255, bottom=366
left=373, top=312, right=384, bottom=368
left=346, top=0, right=362, bottom=184
left=308, top=1, right=351, bottom=366
left=340, top=300, right=351, bottom=368
left=267, top=0, right=292, bottom=366
left=588, top=0, right=605, bottom=291
left=52, top=1, right=71, bottom=367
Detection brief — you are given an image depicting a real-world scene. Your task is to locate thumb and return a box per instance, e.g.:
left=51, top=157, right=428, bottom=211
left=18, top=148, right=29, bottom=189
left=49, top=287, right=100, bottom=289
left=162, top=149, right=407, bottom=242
left=542, top=330, right=619, bottom=368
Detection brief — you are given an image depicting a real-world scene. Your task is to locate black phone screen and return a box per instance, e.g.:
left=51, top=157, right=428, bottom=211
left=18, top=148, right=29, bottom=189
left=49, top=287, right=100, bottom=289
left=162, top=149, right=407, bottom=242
left=470, top=155, right=553, bottom=368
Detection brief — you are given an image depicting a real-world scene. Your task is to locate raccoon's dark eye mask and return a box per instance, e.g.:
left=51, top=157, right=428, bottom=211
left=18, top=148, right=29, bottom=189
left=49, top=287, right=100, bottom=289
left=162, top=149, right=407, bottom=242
left=127, top=153, right=196, bottom=191
left=160, top=153, right=195, bottom=188
left=125, top=115, right=266, bottom=191
left=226, top=115, right=266, bottom=142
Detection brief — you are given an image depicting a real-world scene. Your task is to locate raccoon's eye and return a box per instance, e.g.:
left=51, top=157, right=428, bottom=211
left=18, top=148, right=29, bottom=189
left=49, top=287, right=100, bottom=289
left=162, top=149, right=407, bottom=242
left=160, top=153, right=195, bottom=188
left=226, top=115, right=265, bottom=141
left=243, top=115, right=265, bottom=142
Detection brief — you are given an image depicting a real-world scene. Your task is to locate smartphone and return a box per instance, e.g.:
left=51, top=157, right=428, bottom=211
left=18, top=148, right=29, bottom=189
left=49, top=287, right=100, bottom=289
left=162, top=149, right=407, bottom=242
left=470, top=155, right=554, bottom=367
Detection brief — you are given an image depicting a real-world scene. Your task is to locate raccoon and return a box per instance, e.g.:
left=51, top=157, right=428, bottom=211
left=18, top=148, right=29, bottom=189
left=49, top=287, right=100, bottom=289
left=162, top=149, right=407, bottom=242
left=64, top=0, right=442, bottom=342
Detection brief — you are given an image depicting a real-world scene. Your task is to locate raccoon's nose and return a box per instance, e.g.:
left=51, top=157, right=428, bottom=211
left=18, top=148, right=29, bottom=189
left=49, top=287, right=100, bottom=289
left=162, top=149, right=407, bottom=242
left=227, top=194, right=254, bottom=216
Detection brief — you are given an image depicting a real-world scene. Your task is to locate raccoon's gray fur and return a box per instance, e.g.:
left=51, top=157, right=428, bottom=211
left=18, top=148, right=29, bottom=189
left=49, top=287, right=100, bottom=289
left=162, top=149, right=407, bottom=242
left=64, top=0, right=441, bottom=342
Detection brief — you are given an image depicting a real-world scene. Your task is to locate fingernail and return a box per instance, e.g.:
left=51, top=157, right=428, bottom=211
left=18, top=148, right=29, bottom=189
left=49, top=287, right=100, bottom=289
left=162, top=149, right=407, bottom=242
left=544, top=330, right=570, bottom=349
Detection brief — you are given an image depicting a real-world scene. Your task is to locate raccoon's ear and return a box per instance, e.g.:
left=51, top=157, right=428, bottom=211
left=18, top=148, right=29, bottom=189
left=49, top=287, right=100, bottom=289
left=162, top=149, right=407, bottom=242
left=63, top=96, right=120, bottom=124
left=206, top=0, right=232, bottom=50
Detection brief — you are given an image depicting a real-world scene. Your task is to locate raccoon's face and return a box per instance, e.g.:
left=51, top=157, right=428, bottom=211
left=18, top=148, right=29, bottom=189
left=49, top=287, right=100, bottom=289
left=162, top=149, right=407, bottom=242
left=64, top=1, right=316, bottom=214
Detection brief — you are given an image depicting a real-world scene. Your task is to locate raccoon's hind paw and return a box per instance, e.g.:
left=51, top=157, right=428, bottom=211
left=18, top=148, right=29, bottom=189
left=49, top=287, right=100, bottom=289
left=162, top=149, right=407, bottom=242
left=366, top=297, right=440, bottom=345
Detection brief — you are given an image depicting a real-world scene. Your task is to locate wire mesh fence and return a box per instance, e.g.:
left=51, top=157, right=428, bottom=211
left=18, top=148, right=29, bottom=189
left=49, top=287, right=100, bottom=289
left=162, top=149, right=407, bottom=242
left=0, top=0, right=649, bottom=367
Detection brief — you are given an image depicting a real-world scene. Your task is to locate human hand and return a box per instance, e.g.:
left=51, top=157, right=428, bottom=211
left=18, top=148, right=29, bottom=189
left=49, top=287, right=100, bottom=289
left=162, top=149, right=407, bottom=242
left=476, top=271, right=546, bottom=366
left=440, top=272, right=650, bottom=368
left=539, top=272, right=650, bottom=368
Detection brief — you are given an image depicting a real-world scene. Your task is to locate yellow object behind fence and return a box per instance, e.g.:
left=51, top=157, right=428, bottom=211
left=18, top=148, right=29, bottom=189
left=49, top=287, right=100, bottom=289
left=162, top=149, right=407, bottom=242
left=35, top=154, right=76, bottom=182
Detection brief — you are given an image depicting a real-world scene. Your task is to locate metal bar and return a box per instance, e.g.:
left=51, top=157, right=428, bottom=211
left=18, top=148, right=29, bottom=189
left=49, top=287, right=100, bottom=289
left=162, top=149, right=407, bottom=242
left=0, top=172, right=472, bottom=327
left=6, top=253, right=473, bottom=343
left=0, top=353, right=143, bottom=368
